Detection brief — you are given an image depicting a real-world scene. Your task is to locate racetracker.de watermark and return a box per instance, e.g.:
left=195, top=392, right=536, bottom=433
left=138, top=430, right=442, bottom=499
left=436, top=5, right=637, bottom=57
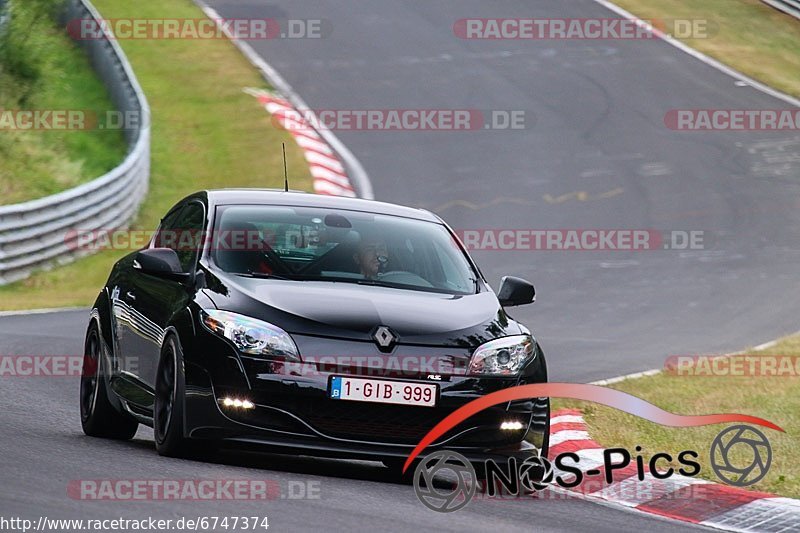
left=473, top=476, right=719, bottom=502
left=0, top=355, right=139, bottom=377
left=67, top=479, right=320, bottom=500
left=63, top=228, right=707, bottom=252
left=665, top=355, right=800, bottom=377
left=67, top=18, right=329, bottom=40
left=0, top=110, right=142, bottom=131
left=276, top=355, right=464, bottom=378
left=271, top=109, right=529, bottom=131
left=65, top=229, right=276, bottom=252
left=0, top=355, right=83, bottom=377
left=453, top=18, right=716, bottom=40
left=665, top=109, right=800, bottom=131
left=455, top=229, right=705, bottom=251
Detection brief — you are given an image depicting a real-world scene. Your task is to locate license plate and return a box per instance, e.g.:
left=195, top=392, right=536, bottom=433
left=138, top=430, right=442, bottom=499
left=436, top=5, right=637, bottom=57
left=329, top=376, right=437, bottom=407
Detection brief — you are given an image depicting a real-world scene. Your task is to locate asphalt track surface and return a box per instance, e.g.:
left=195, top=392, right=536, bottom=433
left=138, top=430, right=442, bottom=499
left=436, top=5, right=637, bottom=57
left=2, top=0, right=800, bottom=531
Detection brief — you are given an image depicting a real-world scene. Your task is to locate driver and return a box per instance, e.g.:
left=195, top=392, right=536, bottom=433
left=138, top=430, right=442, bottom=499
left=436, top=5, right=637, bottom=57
left=353, top=234, right=389, bottom=279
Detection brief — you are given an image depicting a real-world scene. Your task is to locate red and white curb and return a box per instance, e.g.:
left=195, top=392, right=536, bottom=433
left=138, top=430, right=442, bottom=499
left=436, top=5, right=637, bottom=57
left=245, top=88, right=357, bottom=198
left=548, top=409, right=800, bottom=531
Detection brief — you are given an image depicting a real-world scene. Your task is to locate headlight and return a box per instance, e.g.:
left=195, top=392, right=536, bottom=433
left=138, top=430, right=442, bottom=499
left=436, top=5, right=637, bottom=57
left=201, top=309, right=300, bottom=362
left=468, top=335, right=535, bottom=375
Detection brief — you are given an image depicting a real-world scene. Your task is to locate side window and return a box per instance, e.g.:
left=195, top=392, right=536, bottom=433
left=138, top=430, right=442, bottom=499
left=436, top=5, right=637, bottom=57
left=152, top=207, right=184, bottom=249
left=173, top=203, right=205, bottom=272
left=154, top=202, right=206, bottom=272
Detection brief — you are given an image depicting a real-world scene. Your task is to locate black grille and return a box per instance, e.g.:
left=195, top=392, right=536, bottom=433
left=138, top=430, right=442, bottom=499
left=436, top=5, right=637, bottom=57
left=302, top=400, right=459, bottom=444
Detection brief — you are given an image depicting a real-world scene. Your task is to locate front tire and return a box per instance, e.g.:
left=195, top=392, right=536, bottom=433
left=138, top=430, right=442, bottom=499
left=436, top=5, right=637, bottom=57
left=154, top=334, right=190, bottom=457
left=80, top=321, right=139, bottom=439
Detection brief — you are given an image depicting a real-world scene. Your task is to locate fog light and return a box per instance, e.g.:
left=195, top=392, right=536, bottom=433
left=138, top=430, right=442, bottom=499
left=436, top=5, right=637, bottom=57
left=221, top=397, right=255, bottom=410
left=500, top=420, right=524, bottom=431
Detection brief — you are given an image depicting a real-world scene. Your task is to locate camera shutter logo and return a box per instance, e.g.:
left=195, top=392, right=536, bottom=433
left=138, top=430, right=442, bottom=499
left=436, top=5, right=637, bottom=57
left=518, top=455, right=554, bottom=493
left=710, top=425, right=772, bottom=487
left=413, top=451, right=477, bottom=512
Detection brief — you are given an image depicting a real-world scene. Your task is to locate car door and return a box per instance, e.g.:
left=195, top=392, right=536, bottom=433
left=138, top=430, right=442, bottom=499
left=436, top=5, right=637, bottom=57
left=113, top=206, right=185, bottom=404
left=127, top=200, right=207, bottom=393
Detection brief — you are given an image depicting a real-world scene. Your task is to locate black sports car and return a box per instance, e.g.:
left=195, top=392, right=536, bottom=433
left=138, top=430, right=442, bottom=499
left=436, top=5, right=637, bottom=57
left=81, top=190, right=549, bottom=468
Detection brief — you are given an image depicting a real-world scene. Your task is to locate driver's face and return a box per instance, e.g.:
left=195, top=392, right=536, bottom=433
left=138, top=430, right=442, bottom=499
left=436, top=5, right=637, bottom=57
left=354, top=239, right=388, bottom=278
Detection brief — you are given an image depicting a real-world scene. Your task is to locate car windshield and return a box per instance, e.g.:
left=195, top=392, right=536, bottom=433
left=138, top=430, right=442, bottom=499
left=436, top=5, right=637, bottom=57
left=211, top=205, right=478, bottom=295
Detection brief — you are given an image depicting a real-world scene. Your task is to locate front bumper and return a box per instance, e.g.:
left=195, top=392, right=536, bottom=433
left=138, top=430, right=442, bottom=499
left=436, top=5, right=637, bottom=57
left=183, top=332, right=549, bottom=462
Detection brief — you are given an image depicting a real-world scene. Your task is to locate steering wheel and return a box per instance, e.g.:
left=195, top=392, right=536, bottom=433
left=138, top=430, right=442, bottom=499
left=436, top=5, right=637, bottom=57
left=295, top=243, right=352, bottom=275
left=378, top=271, right=433, bottom=287
left=252, top=237, right=295, bottom=275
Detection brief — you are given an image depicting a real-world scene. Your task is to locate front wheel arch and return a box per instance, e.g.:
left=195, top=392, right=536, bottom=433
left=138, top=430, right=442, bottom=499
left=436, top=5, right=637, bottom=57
left=80, top=318, right=138, bottom=439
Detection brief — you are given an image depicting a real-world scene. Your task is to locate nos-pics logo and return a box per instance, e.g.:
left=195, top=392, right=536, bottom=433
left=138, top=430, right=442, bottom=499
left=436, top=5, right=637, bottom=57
left=413, top=425, right=772, bottom=513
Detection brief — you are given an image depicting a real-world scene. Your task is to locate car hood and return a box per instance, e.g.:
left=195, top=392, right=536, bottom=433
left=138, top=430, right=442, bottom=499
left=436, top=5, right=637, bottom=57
left=203, top=275, right=523, bottom=347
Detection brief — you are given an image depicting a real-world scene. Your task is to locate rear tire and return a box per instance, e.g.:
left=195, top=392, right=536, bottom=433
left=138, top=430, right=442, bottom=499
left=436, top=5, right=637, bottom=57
left=80, top=322, right=139, bottom=439
left=154, top=335, right=190, bottom=457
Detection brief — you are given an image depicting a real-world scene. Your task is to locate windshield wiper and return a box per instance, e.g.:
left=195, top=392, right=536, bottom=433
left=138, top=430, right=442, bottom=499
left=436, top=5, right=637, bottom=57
left=235, top=272, right=294, bottom=280
left=353, top=278, right=404, bottom=289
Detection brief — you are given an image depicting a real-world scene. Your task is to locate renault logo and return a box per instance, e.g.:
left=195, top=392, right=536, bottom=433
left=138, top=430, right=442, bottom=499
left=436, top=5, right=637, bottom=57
left=372, top=325, right=397, bottom=352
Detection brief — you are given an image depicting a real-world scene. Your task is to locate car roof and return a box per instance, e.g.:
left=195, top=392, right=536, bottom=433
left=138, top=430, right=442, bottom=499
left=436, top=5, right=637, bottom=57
left=202, top=189, right=441, bottom=223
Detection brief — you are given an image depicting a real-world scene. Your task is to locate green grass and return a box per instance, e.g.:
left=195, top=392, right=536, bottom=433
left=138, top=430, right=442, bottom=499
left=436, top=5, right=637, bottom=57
left=613, top=0, right=800, bottom=98
left=0, top=0, right=311, bottom=310
left=556, top=335, right=800, bottom=498
left=0, top=0, right=128, bottom=204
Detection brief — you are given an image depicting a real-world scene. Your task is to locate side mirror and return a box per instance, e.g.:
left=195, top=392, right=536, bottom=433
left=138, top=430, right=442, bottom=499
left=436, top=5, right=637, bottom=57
left=497, top=276, right=535, bottom=307
left=134, top=248, right=191, bottom=283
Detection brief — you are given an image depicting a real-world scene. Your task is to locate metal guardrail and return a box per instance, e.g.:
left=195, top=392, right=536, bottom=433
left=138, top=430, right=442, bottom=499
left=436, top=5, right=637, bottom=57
left=0, top=0, right=9, bottom=34
left=0, top=0, right=150, bottom=285
left=762, top=0, right=800, bottom=19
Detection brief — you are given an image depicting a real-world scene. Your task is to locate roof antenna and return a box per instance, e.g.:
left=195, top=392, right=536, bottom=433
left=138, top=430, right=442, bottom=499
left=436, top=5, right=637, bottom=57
left=282, top=142, right=289, bottom=192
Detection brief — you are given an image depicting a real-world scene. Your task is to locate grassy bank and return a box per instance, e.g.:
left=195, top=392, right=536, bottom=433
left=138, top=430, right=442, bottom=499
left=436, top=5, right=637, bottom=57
left=613, top=0, right=800, bottom=98
left=0, top=0, right=127, bottom=204
left=0, top=0, right=312, bottom=310
left=558, top=335, right=800, bottom=498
